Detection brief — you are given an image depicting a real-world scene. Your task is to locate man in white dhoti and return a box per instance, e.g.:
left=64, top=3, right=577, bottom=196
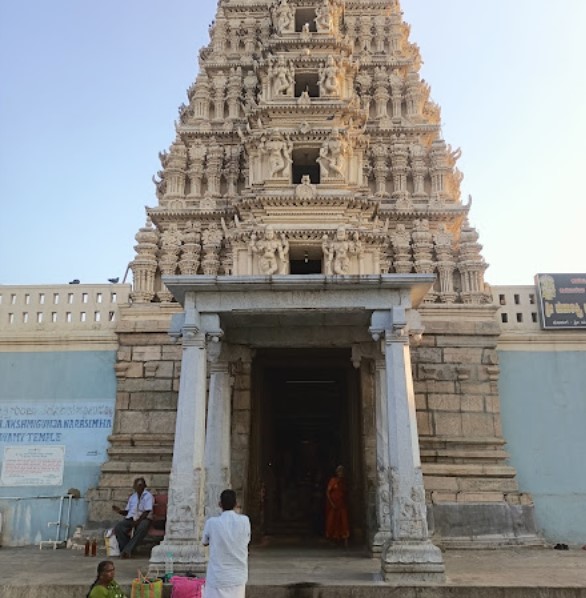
left=202, top=489, right=251, bottom=598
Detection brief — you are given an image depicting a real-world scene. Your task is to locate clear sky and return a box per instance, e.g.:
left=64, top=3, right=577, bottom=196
left=1, top=1, right=584, bottom=287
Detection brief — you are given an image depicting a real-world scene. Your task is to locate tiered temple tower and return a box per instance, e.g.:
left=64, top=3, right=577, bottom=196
left=89, top=0, right=539, bottom=582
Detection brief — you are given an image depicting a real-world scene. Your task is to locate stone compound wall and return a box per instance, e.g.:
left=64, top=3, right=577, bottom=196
left=90, top=301, right=539, bottom=546
left=414, top=304, right=538, bottom=547
left=87, top=305, right=181, bottom=522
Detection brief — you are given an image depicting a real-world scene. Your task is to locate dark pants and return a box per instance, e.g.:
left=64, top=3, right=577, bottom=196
left=114, top=518, right=150, bottom=556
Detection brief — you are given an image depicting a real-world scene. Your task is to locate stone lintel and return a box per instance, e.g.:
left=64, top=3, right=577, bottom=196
left=162, top=274, right=435, bottom=313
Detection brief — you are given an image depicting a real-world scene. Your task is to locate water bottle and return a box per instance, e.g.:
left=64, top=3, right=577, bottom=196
left=165, top=552, right=174, bottom=579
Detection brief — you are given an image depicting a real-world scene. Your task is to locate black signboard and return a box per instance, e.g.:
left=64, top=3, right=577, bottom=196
left=535, top=273, right=586, bottom=329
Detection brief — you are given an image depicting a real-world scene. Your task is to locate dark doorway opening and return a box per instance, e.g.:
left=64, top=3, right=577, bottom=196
left=289, top=259, right=322, bottom=274
left=295, top=72, right=319, bottom=98
left=250, top=350, right=363, bottom=544
left=295, top=8, right=317, bottom=32
left=292, top=148, right=320, bottom=184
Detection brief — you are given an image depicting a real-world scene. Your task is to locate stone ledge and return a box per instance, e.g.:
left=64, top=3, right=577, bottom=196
left=422, top=463, right=517, bottom=477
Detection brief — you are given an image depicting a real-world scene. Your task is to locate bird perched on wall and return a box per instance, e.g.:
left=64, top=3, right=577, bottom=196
left=108, top=277, right=119, bottom=284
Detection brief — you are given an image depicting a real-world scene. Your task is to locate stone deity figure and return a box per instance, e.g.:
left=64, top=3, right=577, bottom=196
left=317, top=129, right=346, bottom=178
left=318, top=56, right=340, bottom=97
left=315, top=0, right=333, bottom=33
left=265, top=133, right=293, bottom=179
left=271, top=55, right=295, bottom=97
left=295, top=174, right=317, bottom=199
left=322, top=226, right=361, bottom=275
left=250, top=226, right=289, bottom=275
left=273, top=0, right=294, bottom=35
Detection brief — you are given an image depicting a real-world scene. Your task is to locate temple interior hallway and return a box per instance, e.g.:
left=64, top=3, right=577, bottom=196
left=249, top=349, right=366, bottom=545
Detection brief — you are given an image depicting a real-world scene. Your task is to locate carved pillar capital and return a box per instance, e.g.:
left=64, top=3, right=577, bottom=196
left=369, top=308, right=424, bottom=346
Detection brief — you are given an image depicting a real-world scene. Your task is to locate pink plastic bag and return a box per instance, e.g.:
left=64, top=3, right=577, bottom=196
left=170, top=576, right=205, bottom=598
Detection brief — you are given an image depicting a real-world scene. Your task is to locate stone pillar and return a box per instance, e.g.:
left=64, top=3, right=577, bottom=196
left=370, top=307, right=445, bottom=583
left=150, top=293, right=209, bottom=573
left=204, top=355, right=232, bottom=519
left=371, top=358, right=392, bottom=554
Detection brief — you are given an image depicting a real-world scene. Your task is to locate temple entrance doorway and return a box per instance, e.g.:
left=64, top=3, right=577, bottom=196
left=249, top=349, right=365, bottom=545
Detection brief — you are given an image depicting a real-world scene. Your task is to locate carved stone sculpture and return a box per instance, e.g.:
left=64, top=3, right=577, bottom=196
left=272, top=0, right=294, bottom=35
left=315, top=0, right=333, bottom=34
left=271, top=55, right=295, bottom=98
left=322, top=226, right=362, bottom=275
left=318, top=56, right=340, bottom=97
left=158, top=223, right=182, bottom=302
left=265, top=132, right=293, bottom=179
left=317, top=129, right=346, bottom=179
left=250, top=226, right=289, bottom=275
left=390, top=224, right=412, bottom=274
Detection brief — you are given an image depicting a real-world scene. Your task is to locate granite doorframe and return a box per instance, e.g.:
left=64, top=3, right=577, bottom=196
left=154, top=275, right=444, bottom=582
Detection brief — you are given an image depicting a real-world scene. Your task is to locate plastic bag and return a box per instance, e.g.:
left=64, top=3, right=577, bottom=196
left=170, top=576, right=205, bottom=598
left=104, top=528, right=120, bottom=557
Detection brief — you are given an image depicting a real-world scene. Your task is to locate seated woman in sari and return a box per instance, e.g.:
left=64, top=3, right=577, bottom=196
left=87, top=560, right=127, bottom=598
left=325, top=465, right=349, bottom=547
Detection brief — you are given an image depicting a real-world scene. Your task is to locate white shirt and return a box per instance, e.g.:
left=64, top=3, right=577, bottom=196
left=202, top=510, right=251, bottom=588
left=124, top=490, right=154, bottom=520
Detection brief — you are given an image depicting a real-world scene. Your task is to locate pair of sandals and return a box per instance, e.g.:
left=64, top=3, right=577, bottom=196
left=553, top=543, right=569, bottom=550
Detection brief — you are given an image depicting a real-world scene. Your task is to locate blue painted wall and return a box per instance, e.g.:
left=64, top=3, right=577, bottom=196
left=0, top=351, right=116, bottom=546
left=499, top=350, right=586, bottom=545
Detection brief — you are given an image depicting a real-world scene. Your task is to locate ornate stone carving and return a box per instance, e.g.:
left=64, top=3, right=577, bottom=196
left=192, top=72, right=211, bottom=122
left=242, top=70, right=259, bottom=111
left=130, top=217, right=159, bottom=303
left=249, top=226, right=289, bottom=275
left=179, top=221, right=202, bottom=276
left=224, top=145, right=241, bottom=197
left=270, top=55, right=295, bottom=98
left=315, top=0, right=334, bottom=34
left=201, top=223, right=223, bottom=276
left=390, top=224, right=412, bottom=274
left=226, top=66, right=242, bottom=120
left=373, top=66, right=390, bottom=122
left=433, top=224, right=456, bottom=303
left=318, top=56, right=341, bottom=97
left=322, top=226, right=362, bottom=275
left=371, top=143, right=390, bottom=197
left=158, top=223, right=182, bottom=303
left=188, top=140, right=207, bottom=199
left=205, top=137, right=224, bottom=197
left=317, top=129, right=346, bottom=179
left=458, top=218, right=489, bottom=304
left=391, top=139, right=410, bottom=205
left=409, top=143, right=427, bottom=197
left=295, top=175, right=317, bottom=200
left=411, top=219, right=434, bottom=274
left=265, top=132, right=293, bottom=180
left=272, top=0, right=294, bottom=35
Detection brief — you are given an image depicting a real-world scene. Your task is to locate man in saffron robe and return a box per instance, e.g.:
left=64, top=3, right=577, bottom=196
left=325, top=465, right=349, bottom=547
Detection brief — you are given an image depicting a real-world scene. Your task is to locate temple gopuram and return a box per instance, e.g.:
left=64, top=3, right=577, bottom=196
left=88, top=0, right=540, bottom=581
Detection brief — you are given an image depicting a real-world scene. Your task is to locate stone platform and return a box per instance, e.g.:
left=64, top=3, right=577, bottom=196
left=2, top=544, right=586, bottom=598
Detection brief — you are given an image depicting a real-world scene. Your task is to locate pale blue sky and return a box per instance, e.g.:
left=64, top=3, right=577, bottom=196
left=1, top=1, right=584, bottom=286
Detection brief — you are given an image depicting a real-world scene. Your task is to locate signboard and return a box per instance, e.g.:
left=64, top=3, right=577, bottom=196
left=1, top=445, right=65, bottom=486
left=535, top=273, right=586, bottom=329
left=0, top=400, right=114, bottom=487
left=0, top=400, right=113, bottom=449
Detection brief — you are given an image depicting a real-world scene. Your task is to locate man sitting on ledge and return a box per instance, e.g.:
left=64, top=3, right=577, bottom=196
left=112, top=477, right=153, bottom=558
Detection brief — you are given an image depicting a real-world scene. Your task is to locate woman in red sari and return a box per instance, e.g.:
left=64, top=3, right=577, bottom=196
left=325, top=465, right=349, bottom=547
